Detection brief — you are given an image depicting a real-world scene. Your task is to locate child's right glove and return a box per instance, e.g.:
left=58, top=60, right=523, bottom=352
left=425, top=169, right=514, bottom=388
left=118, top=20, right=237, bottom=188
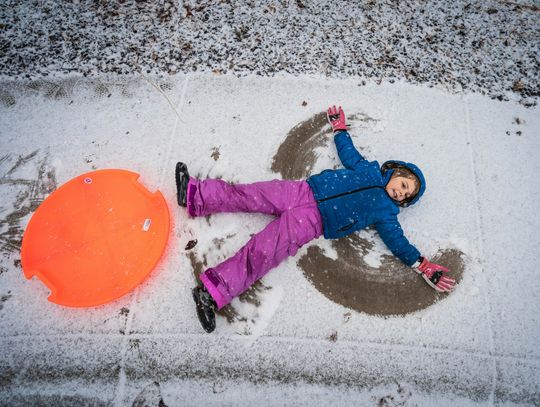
left=327, top=105, right=347, bottom=133
left=415, top=257, right=455, bottom=293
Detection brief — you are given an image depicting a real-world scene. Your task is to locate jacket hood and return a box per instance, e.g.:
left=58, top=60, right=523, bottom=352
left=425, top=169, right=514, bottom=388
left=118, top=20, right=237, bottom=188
left=381, top=160, right=426, bottom=207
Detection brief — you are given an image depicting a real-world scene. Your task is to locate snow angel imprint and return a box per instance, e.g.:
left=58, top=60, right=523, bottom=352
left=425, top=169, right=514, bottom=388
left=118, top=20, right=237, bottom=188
left=177, top=106, right=460, bottom=332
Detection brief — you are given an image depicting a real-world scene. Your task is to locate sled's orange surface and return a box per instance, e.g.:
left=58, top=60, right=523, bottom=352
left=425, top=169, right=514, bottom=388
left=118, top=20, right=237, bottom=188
left=20, top=169, right=170, bottom=307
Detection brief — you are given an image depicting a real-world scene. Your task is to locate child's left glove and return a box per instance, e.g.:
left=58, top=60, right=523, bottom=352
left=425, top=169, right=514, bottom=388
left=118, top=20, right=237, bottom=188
left=415, top=257, right=455, bottom=293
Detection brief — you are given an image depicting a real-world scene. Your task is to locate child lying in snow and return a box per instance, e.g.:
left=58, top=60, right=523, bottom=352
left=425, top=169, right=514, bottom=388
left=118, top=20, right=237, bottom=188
left=176, top=105, right=455, bottom=333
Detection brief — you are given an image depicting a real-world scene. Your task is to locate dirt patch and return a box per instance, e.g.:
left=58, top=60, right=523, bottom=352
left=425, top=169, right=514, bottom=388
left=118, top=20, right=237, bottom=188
left=211, top=146, right=220, bottom=161
left=272, top=112, right=465, bottom=316
left=0, top=292, right=12, bottom=311
left=0, top=88, right=16, bottom=107
left=0, top=151, right=57, bottom=257
left=132, top=381, right=168, bottom=407
left=299, top=236, right=464, bottom=316
left=374, top=382, right=413, bottom=406
left=188, top=251, right=208, bottom=279
left=271, top=111, right=329, bottom=179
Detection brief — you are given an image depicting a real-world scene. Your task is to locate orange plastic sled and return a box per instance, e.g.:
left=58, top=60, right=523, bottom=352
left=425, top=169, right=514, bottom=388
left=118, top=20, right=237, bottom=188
left=20, top=169, right=170, bottom=307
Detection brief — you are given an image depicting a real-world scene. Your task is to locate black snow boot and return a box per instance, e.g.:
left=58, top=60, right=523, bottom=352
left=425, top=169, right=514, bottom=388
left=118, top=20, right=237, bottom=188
left=192, top=285, right=217, bottom=333
left=175, top=162, right=189, bottom=207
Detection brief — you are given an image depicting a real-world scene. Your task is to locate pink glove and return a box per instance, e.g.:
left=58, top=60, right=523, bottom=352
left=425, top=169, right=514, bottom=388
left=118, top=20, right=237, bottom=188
left=327, top=105, right=347, bottom=132
left=415, top=257, right=455, bottom=293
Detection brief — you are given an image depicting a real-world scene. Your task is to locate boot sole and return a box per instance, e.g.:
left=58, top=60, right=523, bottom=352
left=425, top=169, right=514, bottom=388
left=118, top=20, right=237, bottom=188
left=192, top=288, right=216, bottom=333
left=175, top=162, right=188, bottom=207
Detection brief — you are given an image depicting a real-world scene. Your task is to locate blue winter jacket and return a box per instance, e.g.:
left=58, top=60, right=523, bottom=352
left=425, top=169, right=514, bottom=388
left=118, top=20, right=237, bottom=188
left=306, top=131, right=426, bottom=266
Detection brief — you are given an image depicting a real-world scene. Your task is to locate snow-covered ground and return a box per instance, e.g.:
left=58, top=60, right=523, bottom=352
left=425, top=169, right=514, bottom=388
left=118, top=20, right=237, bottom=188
left=1, top=0, right=538, bottom=105
left=1, top=74, right=539, bottom=406
left=1, top=0, right=539, bottom=404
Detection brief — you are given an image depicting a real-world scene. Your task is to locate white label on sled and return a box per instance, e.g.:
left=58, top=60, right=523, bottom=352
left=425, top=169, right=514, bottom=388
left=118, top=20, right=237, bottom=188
left=142, top=218, right=152, bottom=231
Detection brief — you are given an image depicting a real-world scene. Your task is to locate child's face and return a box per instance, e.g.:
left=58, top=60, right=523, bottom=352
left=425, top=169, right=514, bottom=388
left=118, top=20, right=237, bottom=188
left=385, top=176, right=417, bottom=202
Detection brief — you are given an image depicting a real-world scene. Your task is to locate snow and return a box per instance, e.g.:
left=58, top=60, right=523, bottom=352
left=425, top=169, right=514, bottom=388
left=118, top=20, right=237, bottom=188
left=2, top=1, right=539, bottom=403
left=0, top=74, right=539, bottom=405
left=1, top=1, right=539, bottom=106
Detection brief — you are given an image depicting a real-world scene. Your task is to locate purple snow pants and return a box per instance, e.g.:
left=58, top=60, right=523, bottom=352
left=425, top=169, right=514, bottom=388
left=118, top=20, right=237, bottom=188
left=187, top=178, right=323, bottom=309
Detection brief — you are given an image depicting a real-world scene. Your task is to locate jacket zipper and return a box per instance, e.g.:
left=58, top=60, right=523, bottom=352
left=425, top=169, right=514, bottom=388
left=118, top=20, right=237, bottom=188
left=316, top=185, right=386, bottom=203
